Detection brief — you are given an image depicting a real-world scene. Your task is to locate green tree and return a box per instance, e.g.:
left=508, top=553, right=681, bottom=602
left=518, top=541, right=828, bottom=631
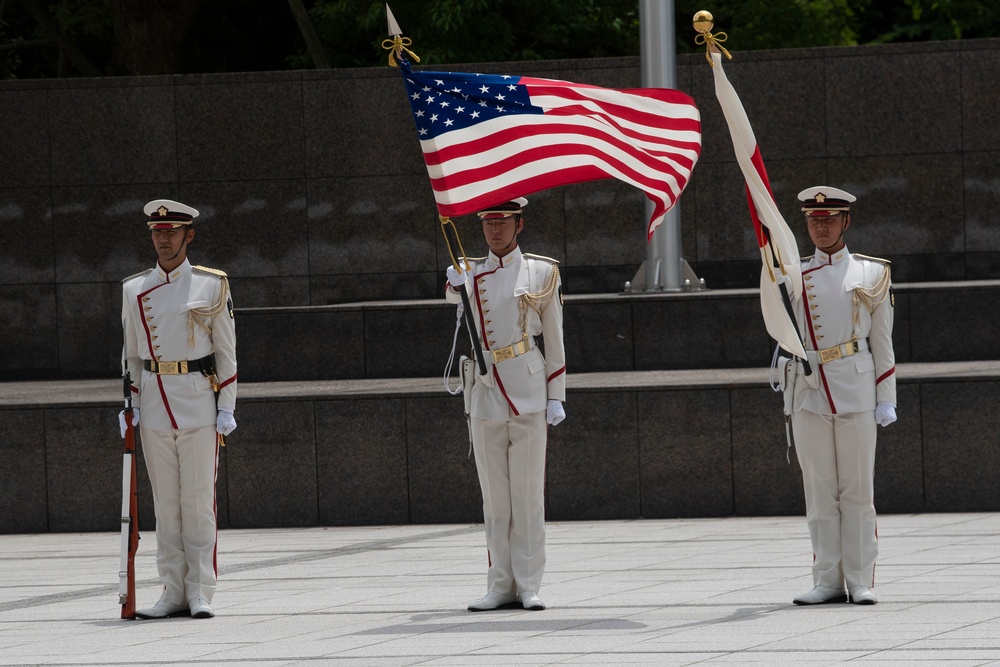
left=3, top=0, right=1000, bottom=79
left=305, top=0, right=642, bottom=67
left=863, top=0, right=1000, bottom=42
left=674, top=0, right=870, bottom=53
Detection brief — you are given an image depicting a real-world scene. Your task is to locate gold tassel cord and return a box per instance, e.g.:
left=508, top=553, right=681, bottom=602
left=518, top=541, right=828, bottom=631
left=521, top=266, right=560, bottom=318
left=694, top=31, right=732, bottom=66
left=187, top=277, right=231, bottom=345
left=854, top=264, right=892, bottom=313
left=763, top=248, right=776, bottom=284
left=440, top=216, right=472, bottom=273
left=382, top=35, right=420, bottom=67
left=765, top=237, right=792, bottom=285
left=518, top=265, right=560, bottom=340
left=851, top=264, right=892, bottom=336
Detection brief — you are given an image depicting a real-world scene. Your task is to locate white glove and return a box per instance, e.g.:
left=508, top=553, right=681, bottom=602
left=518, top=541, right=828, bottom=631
left=217, top=409, right=237, bottom=436
left=875, top=402, right=897, bottom=427
left=446, top=264, right=467, bottom=289
left=118, top=409, right=140, bottom=438
left=546, top=400, right=565, bottom=426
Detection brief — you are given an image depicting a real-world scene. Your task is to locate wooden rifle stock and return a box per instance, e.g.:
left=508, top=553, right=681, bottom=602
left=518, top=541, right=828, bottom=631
left=118, top=371, right=139, bottom=619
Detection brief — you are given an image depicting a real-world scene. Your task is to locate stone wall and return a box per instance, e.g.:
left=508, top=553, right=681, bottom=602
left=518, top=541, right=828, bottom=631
left=2, top=364, right=998, bottom=534
left=2, top=38, right=1000, bottom=380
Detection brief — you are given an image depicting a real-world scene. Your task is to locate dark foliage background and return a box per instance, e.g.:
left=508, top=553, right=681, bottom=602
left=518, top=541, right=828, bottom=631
left=1, top=0, right=998, bottom=79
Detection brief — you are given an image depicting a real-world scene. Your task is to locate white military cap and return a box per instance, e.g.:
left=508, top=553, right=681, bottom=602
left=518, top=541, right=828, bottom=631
left=797, top=186, right=856, bottom=216
left=144, top=199, right=200, bottom=229
left=477, top=197, right=528, bottom=219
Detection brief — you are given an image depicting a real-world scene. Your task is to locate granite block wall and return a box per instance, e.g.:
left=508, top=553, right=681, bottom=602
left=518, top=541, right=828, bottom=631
left=231, top=281, right=1000, bottom=382
left=921, top=380, right=1000, bottom=511
left=3, top=370, right=996, bottom=534
left=2, top=39, right=1000, bottom=380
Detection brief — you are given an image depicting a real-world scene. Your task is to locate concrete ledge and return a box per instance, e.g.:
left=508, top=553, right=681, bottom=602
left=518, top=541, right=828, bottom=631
left=232, top=280, right=1000, bottom=381
left=2, top=361, right=998, bottom=534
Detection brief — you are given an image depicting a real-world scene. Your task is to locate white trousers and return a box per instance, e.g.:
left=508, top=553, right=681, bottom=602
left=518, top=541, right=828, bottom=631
left=792, top=409, right=878, bottom=590
left=140, top=424, right=220, bottom=604
left=471, top=410, right=547, bottom=596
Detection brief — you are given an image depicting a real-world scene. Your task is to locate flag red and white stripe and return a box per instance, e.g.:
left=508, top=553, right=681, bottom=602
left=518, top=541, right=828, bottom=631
left=400, top=61, right=702, bottom=239
left=710, top=52, right=806, bottom=358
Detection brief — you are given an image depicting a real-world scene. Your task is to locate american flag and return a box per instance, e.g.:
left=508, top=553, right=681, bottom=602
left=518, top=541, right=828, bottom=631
left=710, top=51, right=806, bottom=359
left=398, top=58, right=701, bottom=239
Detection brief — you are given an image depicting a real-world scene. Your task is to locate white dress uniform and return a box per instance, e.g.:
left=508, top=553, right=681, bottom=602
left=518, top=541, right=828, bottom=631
left=122, top=252, right=237, bottom=608
left=446, top=245, right=566, bottom=598
left=790, top=245, right=895, bottom=593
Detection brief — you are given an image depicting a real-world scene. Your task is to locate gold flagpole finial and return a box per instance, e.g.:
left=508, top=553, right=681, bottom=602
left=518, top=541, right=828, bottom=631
left=382, top=4, right=420, bottom=67
left=693, top=10, right=732, bottom=67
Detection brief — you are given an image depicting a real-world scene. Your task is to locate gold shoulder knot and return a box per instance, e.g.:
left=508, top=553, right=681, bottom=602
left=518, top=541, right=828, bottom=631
left=193, top=265, right=229, bottom=277
left=852, top=253, right=891, bottom=265
left=121, top=268, right=153, bottom=284
left=523, top=252, right=559, bottom=265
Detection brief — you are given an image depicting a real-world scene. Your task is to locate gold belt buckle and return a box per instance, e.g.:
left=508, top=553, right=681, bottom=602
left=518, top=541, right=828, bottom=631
left=156, top=361, right=188, bottom=374
left=492, top=346, right=515, bottom=363
left=844, top=341, right=859, bottom=356
left=818, top=347, right=841, bottom=364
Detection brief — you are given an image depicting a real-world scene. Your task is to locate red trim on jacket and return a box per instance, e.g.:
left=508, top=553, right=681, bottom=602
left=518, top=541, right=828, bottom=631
left=876, top=367, right=895, bottom=385
left=135, top=282, right=179, bottom=429
left=547, top=366, right=566, bottom=383
left=493, top=369, right=519, bottom=416
left=472, top=266, right=500, bottom=352
left=800, top=270, right=837, bottom=414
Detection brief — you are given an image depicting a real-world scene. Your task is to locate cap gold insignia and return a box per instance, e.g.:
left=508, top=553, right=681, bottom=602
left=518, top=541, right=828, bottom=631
left=157, top=206, right=169, bottom=216
left=815, top=193, right=826, bottom=203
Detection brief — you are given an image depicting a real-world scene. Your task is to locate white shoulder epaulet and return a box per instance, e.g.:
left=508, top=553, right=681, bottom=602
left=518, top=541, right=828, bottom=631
left=853, top=253, right=891, bottom=265
left=193, top=265, right=229, bottom=278
left=523, top=252, right=559, bottom=265
left=121, top=268, right=153, bottom=284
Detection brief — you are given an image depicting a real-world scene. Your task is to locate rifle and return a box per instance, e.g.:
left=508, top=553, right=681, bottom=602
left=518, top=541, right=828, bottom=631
left=118, top=369, right=139, bottom=619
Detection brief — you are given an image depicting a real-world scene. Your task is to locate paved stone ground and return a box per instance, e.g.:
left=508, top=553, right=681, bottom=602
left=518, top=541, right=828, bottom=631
left=2, top=514, right=999, bottom=666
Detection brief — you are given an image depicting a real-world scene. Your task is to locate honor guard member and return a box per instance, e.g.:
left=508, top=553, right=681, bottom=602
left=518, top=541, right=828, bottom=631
left=120, top=199, right=237, bottom=620
left=786, top=186, right=896, bottom=606
left=444, top=197, right=566, bottom=612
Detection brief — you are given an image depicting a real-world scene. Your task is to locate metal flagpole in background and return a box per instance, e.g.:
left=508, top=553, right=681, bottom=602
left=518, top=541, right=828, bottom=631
left=628, top=0, right=705, bottom=293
